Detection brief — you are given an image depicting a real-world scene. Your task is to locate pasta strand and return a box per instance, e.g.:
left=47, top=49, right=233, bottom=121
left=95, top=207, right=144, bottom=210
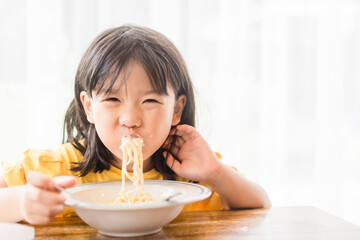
left=112, top=136, right=154, bottom=204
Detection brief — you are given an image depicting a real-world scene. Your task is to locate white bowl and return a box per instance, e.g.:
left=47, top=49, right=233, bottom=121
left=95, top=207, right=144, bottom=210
left=65, top=180, right=211, bottom=237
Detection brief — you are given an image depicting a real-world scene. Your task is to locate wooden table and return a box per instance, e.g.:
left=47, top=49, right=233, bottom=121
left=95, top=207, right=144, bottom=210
left=27, top=206, right=360, bottom=239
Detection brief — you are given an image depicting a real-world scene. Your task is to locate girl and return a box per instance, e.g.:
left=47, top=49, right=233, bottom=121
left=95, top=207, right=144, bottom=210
left=0, top=25, right=270, bottom=225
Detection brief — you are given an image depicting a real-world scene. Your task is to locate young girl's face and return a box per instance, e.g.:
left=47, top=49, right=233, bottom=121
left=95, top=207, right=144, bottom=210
left=81, top=61, right=185, bottom=171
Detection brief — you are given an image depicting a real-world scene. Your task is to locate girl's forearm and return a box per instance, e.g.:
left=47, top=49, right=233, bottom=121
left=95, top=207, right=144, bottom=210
left=206, top=165, right=271, bottom=209
left=0, top=186, right=24, bottom=222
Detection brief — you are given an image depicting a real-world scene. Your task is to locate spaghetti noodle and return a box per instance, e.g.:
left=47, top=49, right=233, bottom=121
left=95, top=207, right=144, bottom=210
left=112, top=135, right=154, bottom=204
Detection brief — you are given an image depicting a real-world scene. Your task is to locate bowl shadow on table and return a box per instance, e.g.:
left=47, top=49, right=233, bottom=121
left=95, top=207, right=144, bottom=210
left=89, top=208, right=269, bottom=239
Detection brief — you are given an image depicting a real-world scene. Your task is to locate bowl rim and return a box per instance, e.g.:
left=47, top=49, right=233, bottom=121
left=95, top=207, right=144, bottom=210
left=65, top=180, right=211, bottom=210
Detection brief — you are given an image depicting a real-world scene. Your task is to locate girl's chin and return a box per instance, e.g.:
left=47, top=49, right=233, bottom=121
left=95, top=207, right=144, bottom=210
left=111, top=153, right=151, bottom=163
left=111, top=158, right=153, bottom=172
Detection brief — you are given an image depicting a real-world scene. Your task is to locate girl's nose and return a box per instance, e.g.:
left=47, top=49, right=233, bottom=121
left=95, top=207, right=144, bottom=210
left=119, top=106, right=142, bottom=128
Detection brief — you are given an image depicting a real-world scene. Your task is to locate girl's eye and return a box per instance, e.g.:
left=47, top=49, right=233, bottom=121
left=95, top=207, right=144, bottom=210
left=106, top=97, right=119, bottom=102
left=144, top=99, right=159, bottom=103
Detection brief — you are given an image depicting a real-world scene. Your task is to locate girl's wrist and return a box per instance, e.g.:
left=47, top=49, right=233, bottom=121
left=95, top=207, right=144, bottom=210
left=202, top=158, right=226, bottom=188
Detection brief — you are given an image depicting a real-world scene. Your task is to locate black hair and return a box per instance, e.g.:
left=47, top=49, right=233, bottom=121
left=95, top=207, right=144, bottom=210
left=63, top=25, right=195, bottom=179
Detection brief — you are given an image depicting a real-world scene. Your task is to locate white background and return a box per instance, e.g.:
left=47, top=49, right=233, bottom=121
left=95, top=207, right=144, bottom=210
left=1, top=0, right=360, bottom=226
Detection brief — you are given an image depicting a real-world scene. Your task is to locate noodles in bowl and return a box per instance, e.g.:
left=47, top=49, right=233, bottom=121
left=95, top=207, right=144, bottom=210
left=63, top=135, right=211, bottom=237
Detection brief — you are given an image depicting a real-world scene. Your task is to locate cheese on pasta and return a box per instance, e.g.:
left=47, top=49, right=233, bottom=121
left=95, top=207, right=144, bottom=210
left=112, top=135, right=154, bottom=204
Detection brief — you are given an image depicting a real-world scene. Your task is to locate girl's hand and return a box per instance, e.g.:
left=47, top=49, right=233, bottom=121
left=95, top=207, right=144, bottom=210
left=20, top=171, right=77, bottom=224
left=163, top=124, right=223, bottom=183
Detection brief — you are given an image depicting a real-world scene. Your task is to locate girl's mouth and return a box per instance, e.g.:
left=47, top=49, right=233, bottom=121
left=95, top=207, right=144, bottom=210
left=123, top=133, right=141, bottom=139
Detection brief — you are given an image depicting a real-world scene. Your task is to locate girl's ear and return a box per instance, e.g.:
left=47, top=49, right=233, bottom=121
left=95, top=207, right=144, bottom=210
left=80, top=91, right=94, bottom=123
left=172, top=95, right=187, bottom=126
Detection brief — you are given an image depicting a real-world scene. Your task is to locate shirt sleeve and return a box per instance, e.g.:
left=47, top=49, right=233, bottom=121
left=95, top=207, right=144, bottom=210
left=0, top=144, right=77, bottom=187
left=1, top=161, right=27, bottom=186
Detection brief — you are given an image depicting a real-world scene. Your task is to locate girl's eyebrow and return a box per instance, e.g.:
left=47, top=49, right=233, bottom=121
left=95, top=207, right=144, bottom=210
left=143, top=90, right=162, bottom=95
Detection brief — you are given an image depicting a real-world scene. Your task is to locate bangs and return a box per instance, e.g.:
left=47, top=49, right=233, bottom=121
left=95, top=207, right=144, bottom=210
left=92, top=60, right=129, bottom=96
left=134, top=47, right=169, bottom=95
left=80, top=25, right=186, bottom=100
left=90, top=46, right=170, bottom=97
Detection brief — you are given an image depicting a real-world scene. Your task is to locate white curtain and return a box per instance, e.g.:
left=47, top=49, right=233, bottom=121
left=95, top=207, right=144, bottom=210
left=1, top=0, right=360, bottom=226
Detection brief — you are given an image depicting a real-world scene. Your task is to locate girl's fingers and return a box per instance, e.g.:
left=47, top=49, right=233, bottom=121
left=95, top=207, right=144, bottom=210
left=53, top=175, right=77, bottom=189
left=50, top=203, right=65, bottom=216
left=165, top=125, right=198, bottom=150
left=24, top=214, right=54, bottom=225
left=165, top=143, right=180, bottom=159
left=174, top=125, right=199, bottom=141
left=163, top=136, right=184, bottom=151
left=22, top=200, right=64, bottom=224
left=162, top=136, right=172, bottom=149
left=25, top=200, right=64, bottom=217
left=27, top=171, right=56, bottom=190
left=27, top=171, right=77, bottom=193
left=26, top=184, right=65, bottom=205
left=22, top=172, right=75, bottom=225
left=175, top=135, right=185, bottom=146
left=164, top=151, right=182, bottom=174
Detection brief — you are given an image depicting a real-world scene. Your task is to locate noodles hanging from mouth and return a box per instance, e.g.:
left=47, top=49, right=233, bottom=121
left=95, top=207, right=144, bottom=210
left=112, top=135, right=154, bottom=204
